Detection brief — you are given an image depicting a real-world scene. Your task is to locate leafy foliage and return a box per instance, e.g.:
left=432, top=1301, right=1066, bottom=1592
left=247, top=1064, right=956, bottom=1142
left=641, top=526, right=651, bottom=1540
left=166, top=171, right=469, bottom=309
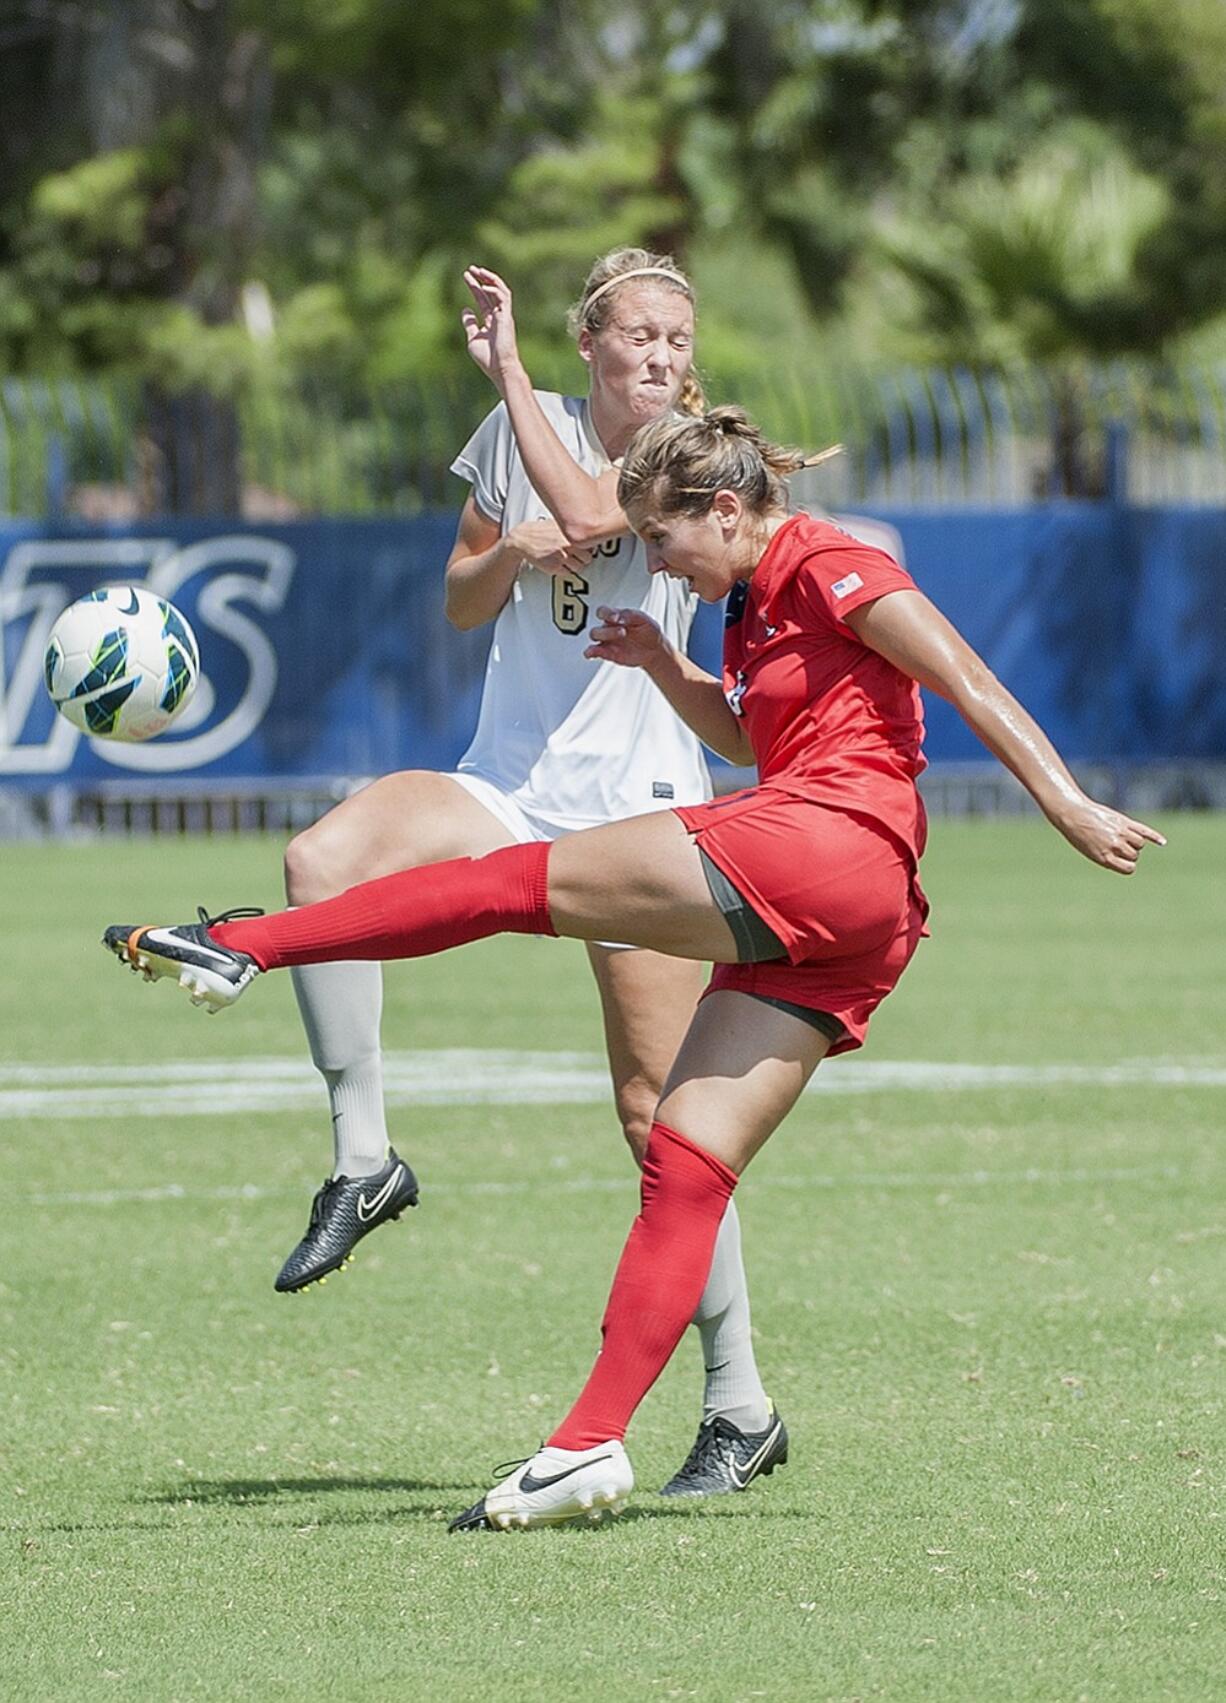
left=2, top=1, right=1226, bottom=507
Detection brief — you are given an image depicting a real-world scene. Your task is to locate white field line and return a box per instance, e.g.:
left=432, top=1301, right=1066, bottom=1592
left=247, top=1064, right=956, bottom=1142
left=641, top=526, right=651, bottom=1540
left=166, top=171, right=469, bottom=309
left=21, top=1162, right=1185, bottom=1210
left=1, top=1050, right=1225, bottom=1121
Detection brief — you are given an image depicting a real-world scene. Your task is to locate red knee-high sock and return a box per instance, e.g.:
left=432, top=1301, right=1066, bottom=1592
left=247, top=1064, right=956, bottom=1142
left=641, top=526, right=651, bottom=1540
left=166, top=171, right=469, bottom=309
left=210, top=842, right=555, bottom=970
left=548, top=1122, right=738, bottom=1450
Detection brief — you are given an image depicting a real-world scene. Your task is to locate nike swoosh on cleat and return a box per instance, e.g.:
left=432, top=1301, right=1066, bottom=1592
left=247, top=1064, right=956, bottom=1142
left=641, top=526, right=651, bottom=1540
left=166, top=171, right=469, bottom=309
left=729, top=1422, right=782, bottom=1491
left=143, top=929, right=239, bottom=967
left=519, top=1453, right=615, bottom=1495
left=356, top=1164, right=405, bottom=1223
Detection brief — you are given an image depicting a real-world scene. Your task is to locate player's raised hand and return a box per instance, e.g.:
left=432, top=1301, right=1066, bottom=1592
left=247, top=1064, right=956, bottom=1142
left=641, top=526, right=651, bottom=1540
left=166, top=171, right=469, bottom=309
left=585, top=606, right=669, bottom=670
left=462, top=266, right=522, bottom=392
left=1053, top=797, right=1166, bottom=874
left=507, top=519, right=593, bottom=576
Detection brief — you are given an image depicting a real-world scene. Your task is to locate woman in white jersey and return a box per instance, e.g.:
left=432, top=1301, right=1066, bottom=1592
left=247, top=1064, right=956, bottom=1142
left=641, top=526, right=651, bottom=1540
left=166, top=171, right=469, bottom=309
left=278, top=249, right=782, bottom=1497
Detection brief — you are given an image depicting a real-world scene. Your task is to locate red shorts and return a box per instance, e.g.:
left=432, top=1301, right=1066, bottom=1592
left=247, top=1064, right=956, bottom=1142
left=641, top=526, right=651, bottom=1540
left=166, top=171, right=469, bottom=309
left=674, top=787, right=930, bottom=1055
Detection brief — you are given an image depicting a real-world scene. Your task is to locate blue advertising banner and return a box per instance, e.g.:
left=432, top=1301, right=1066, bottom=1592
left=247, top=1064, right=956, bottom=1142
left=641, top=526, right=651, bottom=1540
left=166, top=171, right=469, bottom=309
left=1, top=519, right=488, bottom=785
left=2, top=508, right=1224, bottom=789
left=877, top=507, right=1226, bottom=763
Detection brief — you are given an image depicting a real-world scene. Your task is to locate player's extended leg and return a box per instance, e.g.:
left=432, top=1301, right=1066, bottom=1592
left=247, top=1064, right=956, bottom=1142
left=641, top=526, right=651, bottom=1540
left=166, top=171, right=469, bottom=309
left=586, top=944, right=775, bottom=1491
left=102, top=810, right=741, bottom=986
left=279, top=771, right=516, bottom=1292
left=450, top=993, right=830, bottom=1529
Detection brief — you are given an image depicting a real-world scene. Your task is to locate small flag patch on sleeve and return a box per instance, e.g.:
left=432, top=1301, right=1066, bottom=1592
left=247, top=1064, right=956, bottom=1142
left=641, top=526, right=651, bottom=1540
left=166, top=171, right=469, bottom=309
left=830, top=571, right=864, bottom=600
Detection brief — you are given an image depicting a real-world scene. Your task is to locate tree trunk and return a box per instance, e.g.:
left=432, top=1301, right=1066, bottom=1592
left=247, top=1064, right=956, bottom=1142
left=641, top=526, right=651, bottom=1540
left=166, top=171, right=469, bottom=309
left=1048, top=369, right=1104, bottom=499
left=136, top=383, right=243, bottom=515
left=78, top=0, right=270, bottom=515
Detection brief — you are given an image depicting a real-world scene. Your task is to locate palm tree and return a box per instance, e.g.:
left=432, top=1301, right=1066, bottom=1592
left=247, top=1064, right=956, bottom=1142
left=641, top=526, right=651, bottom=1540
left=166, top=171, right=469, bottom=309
left=875, top=129, right=1171, bottom=495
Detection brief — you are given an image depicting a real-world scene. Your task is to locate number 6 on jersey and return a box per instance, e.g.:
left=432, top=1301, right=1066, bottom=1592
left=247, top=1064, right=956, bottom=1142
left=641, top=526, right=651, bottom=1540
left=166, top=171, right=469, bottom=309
left=552, top=572, right=590, bottom=635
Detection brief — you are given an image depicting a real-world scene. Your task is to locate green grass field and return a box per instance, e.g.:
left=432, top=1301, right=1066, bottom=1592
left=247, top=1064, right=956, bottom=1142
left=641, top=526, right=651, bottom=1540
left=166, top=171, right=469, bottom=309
left=2, top=817, right=1223, bottom=1701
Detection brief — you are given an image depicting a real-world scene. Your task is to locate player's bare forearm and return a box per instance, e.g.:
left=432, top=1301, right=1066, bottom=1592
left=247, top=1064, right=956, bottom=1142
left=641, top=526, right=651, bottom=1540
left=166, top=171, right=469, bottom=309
left=499, top=364, right=629, bottom=544
left=444, top=499, right=523, bottom=630
left=586, top=606, right=754, bottom=764
left=948, top=668, right=1089, bottom=813
left=444, top=535, right=522, bottom=630
left=941, top=671, right=1164, bottom=869
left=462, top=268, right=627, bottom=543
left=644, top=648, right=754, bottom=766
left=851, top=593, right=1088, bottom=816
left=848, top=590, right=1165, bottom=872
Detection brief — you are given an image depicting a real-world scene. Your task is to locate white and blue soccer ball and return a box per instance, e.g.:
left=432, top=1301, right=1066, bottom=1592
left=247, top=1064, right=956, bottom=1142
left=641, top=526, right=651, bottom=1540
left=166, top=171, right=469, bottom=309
left=44, top=584, right=200, bottom=742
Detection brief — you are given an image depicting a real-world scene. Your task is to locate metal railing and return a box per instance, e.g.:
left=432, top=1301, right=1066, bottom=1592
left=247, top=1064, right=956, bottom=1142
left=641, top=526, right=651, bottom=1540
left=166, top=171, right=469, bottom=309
left=4, top=361, right=1226, bottom=518
left=6, top=760, right=1223, bottom=841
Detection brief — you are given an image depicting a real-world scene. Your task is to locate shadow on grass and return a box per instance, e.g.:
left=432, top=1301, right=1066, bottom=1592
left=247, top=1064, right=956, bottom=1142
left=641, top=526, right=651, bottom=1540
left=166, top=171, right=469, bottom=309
left=33, top=1481, right=469, bottom=1535
left=14, top=1478, right=808, bottom=1538
left=142, top=1479, right=812, bottom=1523
left=25, top=1495, right=809, bottom=1538
left=142, top=1475, right=472, bottom=1505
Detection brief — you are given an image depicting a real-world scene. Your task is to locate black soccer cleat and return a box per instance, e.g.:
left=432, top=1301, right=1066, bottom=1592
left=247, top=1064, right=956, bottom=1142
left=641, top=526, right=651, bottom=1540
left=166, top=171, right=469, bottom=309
left=103, top=906, right=264, bottom=1012
left=275, top=1148, right=419, bottom=1293
left=448, top=1496, right=495, bottom=1533
left=658, top=1402, right=788, bottom=1497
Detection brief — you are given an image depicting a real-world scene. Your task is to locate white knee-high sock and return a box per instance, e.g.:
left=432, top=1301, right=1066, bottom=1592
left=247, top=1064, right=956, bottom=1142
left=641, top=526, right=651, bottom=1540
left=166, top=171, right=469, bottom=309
left=290, top=959, right=389, bottom=1180
left=691, top=1199, right=771, bottom=1433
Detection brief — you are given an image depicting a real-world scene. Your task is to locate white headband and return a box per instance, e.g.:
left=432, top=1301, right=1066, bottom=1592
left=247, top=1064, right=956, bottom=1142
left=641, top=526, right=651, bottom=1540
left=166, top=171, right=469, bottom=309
left=582, top=267, right=692, bottom=311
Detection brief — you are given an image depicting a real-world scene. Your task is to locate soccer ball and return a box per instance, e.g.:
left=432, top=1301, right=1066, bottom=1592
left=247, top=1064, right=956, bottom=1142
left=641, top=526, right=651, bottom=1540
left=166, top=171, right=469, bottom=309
left=44, top=585, right=200, bottom=742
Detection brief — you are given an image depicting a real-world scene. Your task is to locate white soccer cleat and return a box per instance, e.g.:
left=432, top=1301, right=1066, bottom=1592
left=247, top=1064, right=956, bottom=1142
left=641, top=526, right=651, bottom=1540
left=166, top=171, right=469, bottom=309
left=449, top=1441, right=634, bottom=1532
left=102, top=906, right=264, bottom=1013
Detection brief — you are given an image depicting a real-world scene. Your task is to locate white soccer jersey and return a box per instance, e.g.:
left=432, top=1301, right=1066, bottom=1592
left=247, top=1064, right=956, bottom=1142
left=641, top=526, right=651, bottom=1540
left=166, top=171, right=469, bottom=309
left=450, top=392, right=712, bottom=830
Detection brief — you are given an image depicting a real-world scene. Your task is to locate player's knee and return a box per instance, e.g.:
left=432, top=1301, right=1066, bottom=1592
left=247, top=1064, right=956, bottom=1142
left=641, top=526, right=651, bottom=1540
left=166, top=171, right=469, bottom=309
left=617, top=1089, right=658, bottom=1169
left=284, top=825, right=345, bottom=905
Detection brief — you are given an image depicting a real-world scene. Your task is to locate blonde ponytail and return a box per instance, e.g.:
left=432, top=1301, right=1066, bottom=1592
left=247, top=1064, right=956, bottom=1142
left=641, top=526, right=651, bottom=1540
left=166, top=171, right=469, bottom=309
left=618, top=406, right=840, bottom=518
left=677, top=371, right=707, bottom=417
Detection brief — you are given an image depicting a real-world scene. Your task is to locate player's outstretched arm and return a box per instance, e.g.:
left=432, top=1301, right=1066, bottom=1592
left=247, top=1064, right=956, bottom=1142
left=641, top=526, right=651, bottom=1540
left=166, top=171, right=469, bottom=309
left=846, top=590, right=1166, bottom=874
left=586, top=606, right=754, bottom=766
left=462, top=265, right=628, bottom=545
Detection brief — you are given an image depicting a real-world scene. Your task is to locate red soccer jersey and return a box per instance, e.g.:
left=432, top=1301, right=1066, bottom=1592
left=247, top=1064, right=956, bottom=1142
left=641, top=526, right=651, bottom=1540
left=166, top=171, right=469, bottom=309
left=722, top=512, right=928, bottom=863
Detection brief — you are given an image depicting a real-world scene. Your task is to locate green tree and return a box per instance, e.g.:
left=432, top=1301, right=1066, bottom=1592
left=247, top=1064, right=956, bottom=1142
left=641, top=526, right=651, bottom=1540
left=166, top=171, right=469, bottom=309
left=3, top=0, right=1226, bottom=511
left=0, top=0, right=547, bottom=509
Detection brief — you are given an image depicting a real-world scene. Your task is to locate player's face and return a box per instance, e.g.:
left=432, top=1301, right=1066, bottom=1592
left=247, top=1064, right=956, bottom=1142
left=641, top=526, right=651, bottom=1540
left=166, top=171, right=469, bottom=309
left=634, top=507, right=741, bottom=602
left=581, top=286, right=695, bottom=425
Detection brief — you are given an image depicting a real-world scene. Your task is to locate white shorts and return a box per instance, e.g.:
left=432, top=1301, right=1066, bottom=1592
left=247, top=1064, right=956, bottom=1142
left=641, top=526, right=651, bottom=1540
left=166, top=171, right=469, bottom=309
left=449, top=771, right=635, bottom=952
left=450, top=771, right=585, bottom=845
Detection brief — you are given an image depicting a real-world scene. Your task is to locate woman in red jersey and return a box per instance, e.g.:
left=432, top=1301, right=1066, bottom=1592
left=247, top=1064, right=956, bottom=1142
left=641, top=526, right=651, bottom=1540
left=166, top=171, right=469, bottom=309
left=105, top=406, right=1165, bottom=1531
